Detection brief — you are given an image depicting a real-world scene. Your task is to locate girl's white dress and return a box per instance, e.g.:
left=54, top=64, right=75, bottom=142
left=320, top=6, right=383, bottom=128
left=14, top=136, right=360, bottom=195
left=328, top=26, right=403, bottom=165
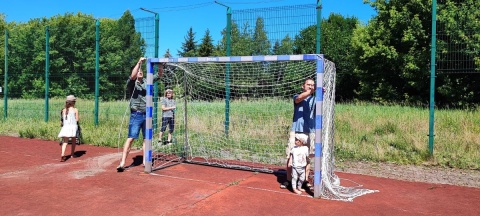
left=58, top=108, right=78, bottom=138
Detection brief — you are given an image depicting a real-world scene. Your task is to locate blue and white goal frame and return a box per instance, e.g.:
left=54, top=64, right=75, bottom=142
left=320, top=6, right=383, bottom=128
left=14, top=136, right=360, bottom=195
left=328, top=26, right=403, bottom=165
left=143, top=54, right=325, bottom=198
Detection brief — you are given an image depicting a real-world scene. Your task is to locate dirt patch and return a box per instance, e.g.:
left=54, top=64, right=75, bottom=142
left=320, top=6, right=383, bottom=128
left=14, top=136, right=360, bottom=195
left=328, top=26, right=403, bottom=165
left=336, top=161, right=480, bottom=188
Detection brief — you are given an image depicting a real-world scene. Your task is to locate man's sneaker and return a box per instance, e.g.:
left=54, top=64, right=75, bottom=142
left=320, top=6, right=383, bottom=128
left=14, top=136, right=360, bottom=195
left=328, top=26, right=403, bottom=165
left=116, top=165, right=125, bottom=172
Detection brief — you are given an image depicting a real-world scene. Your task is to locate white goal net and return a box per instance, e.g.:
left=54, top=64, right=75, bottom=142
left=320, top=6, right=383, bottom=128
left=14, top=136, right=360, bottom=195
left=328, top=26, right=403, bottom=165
left=143, top=54, right=377, bottom=201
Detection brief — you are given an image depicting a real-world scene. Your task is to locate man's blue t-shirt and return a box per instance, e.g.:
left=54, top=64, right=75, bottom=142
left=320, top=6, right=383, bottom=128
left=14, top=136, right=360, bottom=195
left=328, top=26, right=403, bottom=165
left=291, top=94, right=315, bottom=133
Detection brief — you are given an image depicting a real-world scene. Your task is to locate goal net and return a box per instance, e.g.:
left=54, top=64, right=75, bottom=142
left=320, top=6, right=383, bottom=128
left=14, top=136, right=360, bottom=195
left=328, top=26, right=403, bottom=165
left=143, top=54, right=377, bottom=201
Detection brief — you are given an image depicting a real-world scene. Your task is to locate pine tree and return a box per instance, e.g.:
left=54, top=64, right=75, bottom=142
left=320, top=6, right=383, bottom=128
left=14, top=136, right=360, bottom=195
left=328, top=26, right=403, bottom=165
left=198, top=29, right=215, bottom=57
left=272, top=41, right=280, bottom=55
left=252, top=17, right=271, bottom=55
left=163, top=49, right=172, bottom=58
left=178, top=27, right=197, bottom=57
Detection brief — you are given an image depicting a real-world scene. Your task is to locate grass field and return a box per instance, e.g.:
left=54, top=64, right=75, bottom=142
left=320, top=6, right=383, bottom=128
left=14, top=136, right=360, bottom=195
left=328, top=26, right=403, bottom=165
left=0, top=98, right=478, bottom=170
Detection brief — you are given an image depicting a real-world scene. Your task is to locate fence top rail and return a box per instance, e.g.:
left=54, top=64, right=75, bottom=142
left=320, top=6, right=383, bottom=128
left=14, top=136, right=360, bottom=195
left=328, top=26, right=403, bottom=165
left=149, top=54, right=323, bottom=63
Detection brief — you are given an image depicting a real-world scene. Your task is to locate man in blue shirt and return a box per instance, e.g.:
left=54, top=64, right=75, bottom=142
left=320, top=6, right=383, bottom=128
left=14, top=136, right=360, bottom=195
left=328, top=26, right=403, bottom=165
left=281, top=78, right=316, bottom=189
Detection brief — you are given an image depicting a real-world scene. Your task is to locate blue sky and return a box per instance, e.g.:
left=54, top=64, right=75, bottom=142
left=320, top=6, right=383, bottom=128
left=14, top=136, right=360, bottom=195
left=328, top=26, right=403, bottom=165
left=1, top=0, right=376, bottom=57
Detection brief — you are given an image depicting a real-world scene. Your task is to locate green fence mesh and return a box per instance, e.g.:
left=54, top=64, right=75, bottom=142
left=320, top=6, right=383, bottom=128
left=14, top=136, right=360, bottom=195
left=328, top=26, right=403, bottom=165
left=230, top=4, right=316, bottom=55
left=436, top=2, right=480, bottom=74
left=135, top=17, right=156, bottom=58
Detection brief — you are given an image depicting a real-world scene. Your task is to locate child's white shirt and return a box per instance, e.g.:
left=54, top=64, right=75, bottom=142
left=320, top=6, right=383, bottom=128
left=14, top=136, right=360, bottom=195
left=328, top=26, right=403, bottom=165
left=291, top=146, right=309, bottom=168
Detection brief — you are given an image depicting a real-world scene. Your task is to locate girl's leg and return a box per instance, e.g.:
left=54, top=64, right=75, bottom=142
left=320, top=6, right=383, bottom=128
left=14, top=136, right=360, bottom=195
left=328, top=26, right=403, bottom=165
left=70, top=137, right=77, bottom=157
left=61, top=137, right=68, bottom=162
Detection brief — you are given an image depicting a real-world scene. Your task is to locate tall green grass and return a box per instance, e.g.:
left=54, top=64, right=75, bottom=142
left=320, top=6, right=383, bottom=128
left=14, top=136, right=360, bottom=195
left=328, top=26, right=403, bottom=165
left=335, top=102, right=480, bottom=169
left=0, top=99, right=478, bottom=170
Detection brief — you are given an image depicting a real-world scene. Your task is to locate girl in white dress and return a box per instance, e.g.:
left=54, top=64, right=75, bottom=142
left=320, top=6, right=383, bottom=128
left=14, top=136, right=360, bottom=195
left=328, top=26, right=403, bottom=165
left=58, top=95, right=79, bottom=162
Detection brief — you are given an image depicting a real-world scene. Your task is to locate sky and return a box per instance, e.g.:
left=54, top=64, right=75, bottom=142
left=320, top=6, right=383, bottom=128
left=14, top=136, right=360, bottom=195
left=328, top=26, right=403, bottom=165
left=1, top=0, right=376, bottom=57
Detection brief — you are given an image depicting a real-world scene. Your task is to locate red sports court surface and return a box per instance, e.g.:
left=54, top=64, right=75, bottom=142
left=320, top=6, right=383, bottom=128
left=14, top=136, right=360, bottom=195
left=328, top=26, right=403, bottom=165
left=1, top=136, right=479, bottom=216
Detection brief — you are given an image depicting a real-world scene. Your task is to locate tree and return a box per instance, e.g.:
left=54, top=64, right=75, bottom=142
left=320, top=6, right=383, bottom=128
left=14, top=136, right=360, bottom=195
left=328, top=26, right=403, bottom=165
left=198, top=29, right=214, bottom=57
left=100, top=11, right=145, bottom=100
left=178, top=27, right=197, bottom=57
left=322, top=14, right=360, bottom=101
left=7, top=17, right=50, bottom=98
left=293, top=25, right=316, bottom=54
left=216, top=21, right=254, bottom=56
left=272, top=41, right=280, bottom=55
left=273, top=34, right=294, bottom=55
left=252, top=17, right=271, bottom=55
left=435, top=0, right=480, bottom=107
left=352, top=0, right=433, bottom=104
left=353, top=0, right=480, bottom=107
left=4, top=11, right=144, bottom=101
left=115, top=10, right=145, bottom=67
left=291, top=14, right=360, bottom=101
left=163, top=49, right=172, bottom=58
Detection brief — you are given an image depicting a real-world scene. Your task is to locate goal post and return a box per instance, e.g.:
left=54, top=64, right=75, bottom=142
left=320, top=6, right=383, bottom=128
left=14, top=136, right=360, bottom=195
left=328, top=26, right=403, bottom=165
left=144, top=54, right=377, bottom=201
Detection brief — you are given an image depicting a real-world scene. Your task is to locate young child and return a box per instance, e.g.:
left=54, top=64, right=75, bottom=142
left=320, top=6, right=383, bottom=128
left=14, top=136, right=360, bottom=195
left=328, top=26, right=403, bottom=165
left=290, top=133, right=310, bottom=195
left=158, top=89, right=176, bottom=144
left=58, top=95, right=79, bottom=162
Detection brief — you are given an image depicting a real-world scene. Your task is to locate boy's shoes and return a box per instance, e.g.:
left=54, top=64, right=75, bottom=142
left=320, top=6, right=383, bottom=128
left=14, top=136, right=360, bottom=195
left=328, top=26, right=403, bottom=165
left=116, top=165, right=125, bottom=172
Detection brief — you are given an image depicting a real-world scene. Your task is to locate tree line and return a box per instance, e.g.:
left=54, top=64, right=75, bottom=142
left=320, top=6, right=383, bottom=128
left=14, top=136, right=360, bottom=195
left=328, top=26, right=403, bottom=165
left=1, top=0, right=479, bottom=107
left=0, top=11, right=144, bottom=101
